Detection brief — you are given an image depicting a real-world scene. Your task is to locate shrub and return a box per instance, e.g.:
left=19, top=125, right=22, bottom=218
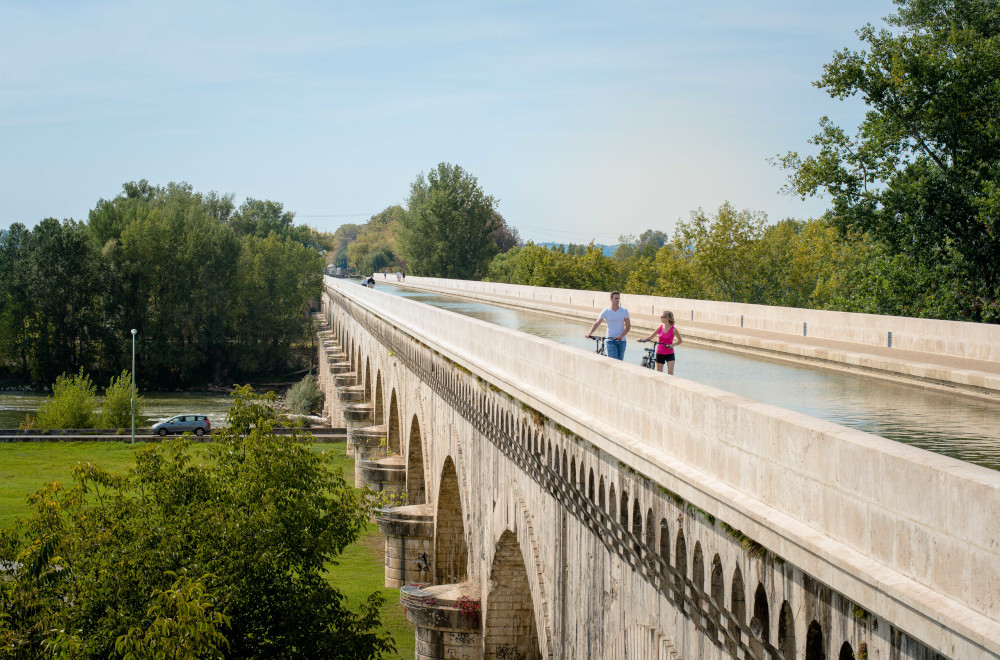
left=34, top=369, right=97, bottom=429
left=286, top=374, right=323, bottom=415
left=99, top=370, right=145, bottom=429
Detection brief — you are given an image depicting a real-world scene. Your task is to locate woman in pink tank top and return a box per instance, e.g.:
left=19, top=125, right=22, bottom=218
left=641, top=310, right=683, bottom=374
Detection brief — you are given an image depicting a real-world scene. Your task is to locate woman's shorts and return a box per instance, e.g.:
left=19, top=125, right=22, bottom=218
left=655, top=352, right=675, bottom=364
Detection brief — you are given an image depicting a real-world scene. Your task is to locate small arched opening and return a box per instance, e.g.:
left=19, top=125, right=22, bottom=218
left=778, top=601, right=795, bottom=660
left=730, top=566, right=746, bottom=653
left=674, top=530, right=687, bottom=612
left=692, top=542, right=705, bottom=626
left=838, top=641, right=854, bottom=660
left=753, top=583, right=770, bottom=643
left=805, top=620, right=825, bottom=660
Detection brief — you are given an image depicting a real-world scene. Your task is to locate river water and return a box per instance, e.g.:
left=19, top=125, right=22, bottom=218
left=383, top=286, right=1000, bottom=471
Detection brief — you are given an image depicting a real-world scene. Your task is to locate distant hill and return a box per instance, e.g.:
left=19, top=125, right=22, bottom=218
left=535, top=242, right=617, bottom=257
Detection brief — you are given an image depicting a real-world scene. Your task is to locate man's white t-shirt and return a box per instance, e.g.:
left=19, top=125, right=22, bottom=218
left=599, top=307, right=629, bottom=338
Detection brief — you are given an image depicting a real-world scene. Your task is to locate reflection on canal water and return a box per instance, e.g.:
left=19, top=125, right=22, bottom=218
left=0, top=391, right=235, bottom=430
left=385, top=287, right=1000, bottom=471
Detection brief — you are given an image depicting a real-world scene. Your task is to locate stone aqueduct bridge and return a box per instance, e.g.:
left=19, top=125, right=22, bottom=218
left=316, top=277, right=1000, bottom=660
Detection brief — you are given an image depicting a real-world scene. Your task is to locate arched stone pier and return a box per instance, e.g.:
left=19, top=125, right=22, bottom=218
left=376, top=503, right=434, bottom=588
left=343, top=402, right=373, bottom=455
left=401, top=582, right=482, bottom=660
left=351, top=425, right=387, bottom=487
left=360, top=454, right=406, bottom=495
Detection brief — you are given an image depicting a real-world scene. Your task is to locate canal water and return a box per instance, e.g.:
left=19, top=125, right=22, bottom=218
left=383, top=286, right=1000, bottom=471
left=0, top=390, right=235, bottom=430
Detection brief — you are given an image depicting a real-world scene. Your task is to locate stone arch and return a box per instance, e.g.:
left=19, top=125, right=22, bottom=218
left=406, top=415, right=425, bottom=504
left=644, top=508, right=654, bottom=549
left=373, top=371, right=384, bottom=426
left=546, top=440, right=552, bottom=467
left=588, top=469, right=595, bottom=501
left=484, top=530, right=542, bottom=660
left=659, top=519, right=670, bottom=568
left=387, top=390, right=400, bottom=454
left=674, top=530, right=687, bottom=612
left=730, top=566, right=746, bottom=651
left=609, top=485, right=616, bottom=521
left=753, top=583, right=770, bottom=643
left=778, top=601, right=795, bottom=660
left=692, top=542, right=705, bottom=626
left=599, top=476, right=605, bottom=510
left=561, top=451, right=567, bottom=478
left=838, top=641, right=854, bottom=660
left=805, top=620, right=825, bottom=660
left=631, top=498, right=642, bottom=553
left=555, top=446, right=561, bottom=475
left=434, top=457, right=468, bottom=584
left=710, top=555, right=725, bottom=648
left=571, top=456, right=577, bottom=486
left=364, top=358, right=371, bottom=400
left=620, top=489, right=630, bottom=528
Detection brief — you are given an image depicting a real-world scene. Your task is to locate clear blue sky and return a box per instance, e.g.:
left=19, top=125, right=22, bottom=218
left=1, top=0, right=894, bottom=243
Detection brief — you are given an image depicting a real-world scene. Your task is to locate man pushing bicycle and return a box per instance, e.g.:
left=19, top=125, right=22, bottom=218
left=586, top=291, right=630, bottom=360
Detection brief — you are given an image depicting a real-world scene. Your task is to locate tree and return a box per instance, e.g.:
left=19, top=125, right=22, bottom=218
left=33, top=369, right=98, bottom=429
left=0, top=387, right=395, bottom=659
left=347, top=207, right=404, bottom=275
left=99, top=370, right=144, bottom=429
left=776, top=0, right=1000, bottom=321
left=659, top=203, right=781, bottom=303
left=231, top=233, right=323, bottom=376
left=491, top=212, right=522, bottom=253
left=398, top=163, right=501, bottom=279
left=286, top=374, right=323, bottom=415
left=328, top=223, right=363, bottom=268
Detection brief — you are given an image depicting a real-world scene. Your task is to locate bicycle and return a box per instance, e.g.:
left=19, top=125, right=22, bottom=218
left=638, top=339, right=670, bottom=369
left=588, top=335, right=607, bottom=356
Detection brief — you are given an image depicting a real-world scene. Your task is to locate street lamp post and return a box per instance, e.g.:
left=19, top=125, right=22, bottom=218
left=131, top=329, right=137, bottom=444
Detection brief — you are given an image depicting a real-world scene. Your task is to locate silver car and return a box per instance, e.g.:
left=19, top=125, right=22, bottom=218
left=150, top=414, right=211, bottom=437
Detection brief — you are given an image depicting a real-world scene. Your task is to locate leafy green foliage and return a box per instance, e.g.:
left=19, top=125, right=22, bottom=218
left=487, top=205, right=888, bottom=314
left=398, top=163, right=501, bottom=279
left=98, top=370, right=144, bottom=429
left=0, top=181, right=323, bottom=387
left=33, top=369, right=97, bottom=429
left=0, top=386, right=395, bottom=659
left=113, top=573, right=230, bottom=660
left=287, top=374, right=323, bottom=415
left=776, top=0, right=1000, bottom=321
left=347, top=207, right=405, bottom=275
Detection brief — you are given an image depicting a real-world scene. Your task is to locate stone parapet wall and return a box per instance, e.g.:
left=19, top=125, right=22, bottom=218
left=326, top=275, right=1000, bottom=658
left=396, top=276, right=1000, bottom=362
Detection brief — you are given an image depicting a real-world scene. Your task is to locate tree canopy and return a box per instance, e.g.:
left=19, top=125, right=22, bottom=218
left=0, top=387, right=394, bottom=659
left=0, top=181, right=323, bottom=387
left=397, top=163, right=502, bottom=279
left=776, top=0, right=1000, bottom=321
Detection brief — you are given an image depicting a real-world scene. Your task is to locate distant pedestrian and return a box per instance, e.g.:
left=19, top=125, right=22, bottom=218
left=367, top=275, right=376, bottom=289
left=586, top=291, right=630, bottom=360
left=642, top=310, right=682, bottom=374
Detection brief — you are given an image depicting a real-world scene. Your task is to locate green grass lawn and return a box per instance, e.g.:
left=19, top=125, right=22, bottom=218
left=0, top=438, right=416, bottom=659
